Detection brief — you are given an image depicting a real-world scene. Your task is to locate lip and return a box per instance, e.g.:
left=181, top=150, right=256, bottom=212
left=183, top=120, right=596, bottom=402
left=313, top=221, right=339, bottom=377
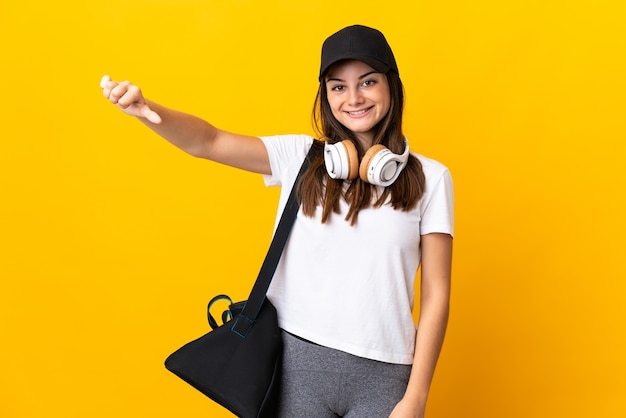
left=344, top=106, right=374, bottom=118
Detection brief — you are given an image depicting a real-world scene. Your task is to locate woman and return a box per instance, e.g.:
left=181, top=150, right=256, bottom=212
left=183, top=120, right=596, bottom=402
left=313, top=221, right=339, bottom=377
left=101, top=25, right=453, bottom=418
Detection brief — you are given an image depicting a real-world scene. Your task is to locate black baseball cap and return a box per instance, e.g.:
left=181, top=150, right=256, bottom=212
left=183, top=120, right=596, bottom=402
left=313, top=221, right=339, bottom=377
left=319, top=25, right=399, bottom=81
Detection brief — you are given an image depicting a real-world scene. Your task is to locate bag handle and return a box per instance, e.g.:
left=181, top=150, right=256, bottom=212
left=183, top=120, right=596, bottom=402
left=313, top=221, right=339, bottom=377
left=207, top=294, right=234, bottom=329
left=231, top=144, right=314, bottom=338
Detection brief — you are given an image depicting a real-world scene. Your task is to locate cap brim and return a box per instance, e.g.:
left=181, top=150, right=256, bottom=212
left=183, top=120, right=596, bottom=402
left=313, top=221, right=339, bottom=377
left=320, top=56, right=390, bottom=81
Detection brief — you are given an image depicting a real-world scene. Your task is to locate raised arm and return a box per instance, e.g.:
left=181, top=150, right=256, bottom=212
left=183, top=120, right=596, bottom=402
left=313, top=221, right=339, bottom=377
left=100, top=75, right=271, bottom=175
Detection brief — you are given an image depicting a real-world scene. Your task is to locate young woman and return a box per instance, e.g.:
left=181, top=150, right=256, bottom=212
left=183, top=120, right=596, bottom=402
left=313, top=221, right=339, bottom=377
left=101, top=25, right=453, bottom=418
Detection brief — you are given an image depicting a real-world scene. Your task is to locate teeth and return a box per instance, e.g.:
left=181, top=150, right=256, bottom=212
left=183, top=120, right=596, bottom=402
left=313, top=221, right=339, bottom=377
left=349, top=109, right=367, bottom=115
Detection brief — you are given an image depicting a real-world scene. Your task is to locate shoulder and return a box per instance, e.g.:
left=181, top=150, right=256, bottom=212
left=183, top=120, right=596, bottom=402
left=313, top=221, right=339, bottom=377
left=411, top=152, right=454, bottom=207
left=260, top=134, right=316, bottom=184
left=410, top=153, right=454, bottom=233
left=412, top=152, right=451, bottom=181
left=260, top=134, right=315, bottom=155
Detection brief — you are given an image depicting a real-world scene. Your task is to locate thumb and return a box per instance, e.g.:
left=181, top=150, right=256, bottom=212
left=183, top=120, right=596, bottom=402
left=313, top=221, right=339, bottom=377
left=140, top=105, right=162, bottom=124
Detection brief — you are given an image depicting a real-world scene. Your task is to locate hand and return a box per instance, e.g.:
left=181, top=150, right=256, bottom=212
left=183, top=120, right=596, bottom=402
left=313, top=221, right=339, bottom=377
left=100, top=75, right=162, bottom=124
left=389, top=398, right=424, bottom=418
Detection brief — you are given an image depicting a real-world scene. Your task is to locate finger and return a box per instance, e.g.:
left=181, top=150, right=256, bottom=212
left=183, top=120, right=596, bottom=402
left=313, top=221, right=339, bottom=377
left=101, top=78, right=121, bottom=100
left=100, top=74, right=111, bottom=89
left=141, top=106, right=162, bottom=124
left=109, top=81, right=133, bottom=105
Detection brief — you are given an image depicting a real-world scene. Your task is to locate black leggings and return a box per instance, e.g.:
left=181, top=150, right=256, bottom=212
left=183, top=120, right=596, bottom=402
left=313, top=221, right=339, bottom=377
left=277, top=331, right=412, bottom=417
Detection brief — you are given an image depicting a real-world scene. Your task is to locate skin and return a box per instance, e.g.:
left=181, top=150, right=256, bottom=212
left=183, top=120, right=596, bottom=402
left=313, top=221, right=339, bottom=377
left=390, top=232, right=452, bottom=418
left=324, top=60, right=391, bottom=149
left=101, top=76, right=271, bottom=174
left=101, top=62, right=452, bottom=417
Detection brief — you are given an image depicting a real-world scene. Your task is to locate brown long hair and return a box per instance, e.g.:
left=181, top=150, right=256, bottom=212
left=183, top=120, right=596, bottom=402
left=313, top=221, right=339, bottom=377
left=299, top=70, right=426, bottom=225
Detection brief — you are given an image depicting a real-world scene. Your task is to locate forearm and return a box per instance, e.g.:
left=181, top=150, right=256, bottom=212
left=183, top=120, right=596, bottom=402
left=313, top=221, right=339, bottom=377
left=404, top=295, right=449, bottom=410
left=102, top=77, right=270, bottom=172
left=396, top=232, right=453, bottom=416
left=139, top=100, right=217, bottom=158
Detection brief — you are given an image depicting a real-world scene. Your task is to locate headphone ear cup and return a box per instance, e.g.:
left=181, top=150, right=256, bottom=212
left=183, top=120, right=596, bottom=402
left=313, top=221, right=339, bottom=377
left=359, top=144, right=388, bottom=184
left=324, top=140, right=359, bottom=180
left=342, top=140, right=359, bottom=180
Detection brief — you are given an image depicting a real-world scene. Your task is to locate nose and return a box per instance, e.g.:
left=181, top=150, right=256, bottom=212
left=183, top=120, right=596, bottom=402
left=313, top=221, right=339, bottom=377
left=346, top=86, right=364, bottom=106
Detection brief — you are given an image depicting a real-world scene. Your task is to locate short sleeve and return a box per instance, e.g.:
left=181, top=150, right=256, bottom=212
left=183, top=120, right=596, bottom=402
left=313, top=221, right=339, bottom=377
left=260, top=134, right=314, bottom=187
left=418, top=159, right=454, bottom=237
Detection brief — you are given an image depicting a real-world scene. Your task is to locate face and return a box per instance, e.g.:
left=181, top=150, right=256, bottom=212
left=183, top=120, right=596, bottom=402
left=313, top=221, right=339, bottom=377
left=325, top=60, right=391, bottom=147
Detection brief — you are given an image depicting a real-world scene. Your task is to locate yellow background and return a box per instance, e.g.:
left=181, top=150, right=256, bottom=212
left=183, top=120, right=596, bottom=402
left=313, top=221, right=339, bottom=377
left=1, top=0, right=625, bottom=417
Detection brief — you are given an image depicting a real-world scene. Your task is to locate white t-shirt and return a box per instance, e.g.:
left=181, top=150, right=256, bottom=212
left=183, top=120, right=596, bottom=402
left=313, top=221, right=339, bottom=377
left=261, top=134, right=454, bottom=365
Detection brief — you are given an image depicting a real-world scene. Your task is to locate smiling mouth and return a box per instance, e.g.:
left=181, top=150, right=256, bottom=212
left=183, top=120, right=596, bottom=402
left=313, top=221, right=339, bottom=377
left=346, top=106, right=373, bottom=116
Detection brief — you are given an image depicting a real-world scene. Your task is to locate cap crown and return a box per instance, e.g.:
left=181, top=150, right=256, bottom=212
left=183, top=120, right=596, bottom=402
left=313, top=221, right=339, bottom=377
left=319, top=25, right=399, bottom=81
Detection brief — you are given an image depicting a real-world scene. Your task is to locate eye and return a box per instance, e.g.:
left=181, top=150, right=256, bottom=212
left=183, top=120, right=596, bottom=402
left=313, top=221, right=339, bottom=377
left=362, top=79, right=377, bottom=87
left=330, top=84, right=345, bottom=92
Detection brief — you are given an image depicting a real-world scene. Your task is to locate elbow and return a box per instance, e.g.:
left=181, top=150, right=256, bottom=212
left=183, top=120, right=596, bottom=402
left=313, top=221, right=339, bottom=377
left=421, top=285, right=451, bottom=318
left=186, top=146, right=210, bottom=159
left=186, top=125, right=217, bottom=159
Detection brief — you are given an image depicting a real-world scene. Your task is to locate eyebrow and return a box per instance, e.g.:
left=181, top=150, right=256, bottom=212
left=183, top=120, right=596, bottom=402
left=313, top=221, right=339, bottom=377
left=326, top=71, right=379, bottom=83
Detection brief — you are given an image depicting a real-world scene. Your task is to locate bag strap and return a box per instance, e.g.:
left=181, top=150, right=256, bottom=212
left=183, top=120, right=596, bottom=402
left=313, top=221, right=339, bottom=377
left=231, top=145, right=314, bottom=338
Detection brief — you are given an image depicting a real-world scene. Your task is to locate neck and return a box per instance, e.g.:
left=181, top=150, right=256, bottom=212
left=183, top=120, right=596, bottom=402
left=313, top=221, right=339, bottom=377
left=354, top=132, right=374, bottom=150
